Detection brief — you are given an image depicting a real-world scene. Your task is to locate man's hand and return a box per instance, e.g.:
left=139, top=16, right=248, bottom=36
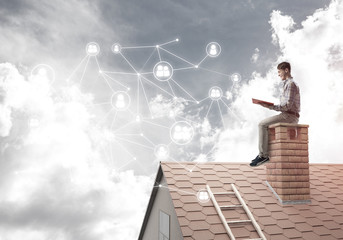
left=259, top=102, right=273, bottom=109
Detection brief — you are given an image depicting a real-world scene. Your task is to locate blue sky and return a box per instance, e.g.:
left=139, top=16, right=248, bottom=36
left=0, top=0, right=342, bottom=239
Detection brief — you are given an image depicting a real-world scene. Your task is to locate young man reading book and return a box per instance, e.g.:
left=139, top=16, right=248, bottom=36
left=250, top=62, right=301, bottom=167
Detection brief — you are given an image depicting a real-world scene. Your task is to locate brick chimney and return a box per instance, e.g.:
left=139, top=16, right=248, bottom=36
left=266, top=123, right=310, bottom=204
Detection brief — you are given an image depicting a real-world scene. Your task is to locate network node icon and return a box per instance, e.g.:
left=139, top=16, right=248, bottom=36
left=197, top=189, right=210, bottom=203
left=170, top=121, right=194, bottom=145
left=30, top=64, right=55, bottom=84
left=86, top=42, right=100, bottom=56
left=111, top=91, right=131, bottom=111
left=209, top=86, right=223, bottom=100
left=206, top=42, right=221, bottom=58
left=154, top=144, right=170, bottom=160
left=153, top=61, right=173, bottom=81
left=231, top=73, right=241, bottom=83
left=111, top=43, right=122, bottom=54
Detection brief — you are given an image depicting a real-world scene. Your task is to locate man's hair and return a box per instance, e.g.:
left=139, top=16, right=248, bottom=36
left=277, top=62, right=291, bottom=72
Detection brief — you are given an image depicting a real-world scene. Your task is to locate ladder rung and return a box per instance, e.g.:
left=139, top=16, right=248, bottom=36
left=213, top=192, right=235, bottom=195
left=243, top=239, right=263, bottom=240
left=227, top=219, right=252, bottom=224
left=220, top=205, right=243, bottom=208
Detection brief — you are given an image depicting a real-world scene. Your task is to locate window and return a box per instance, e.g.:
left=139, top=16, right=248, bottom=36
left=159, top=210, right=170, bottom=240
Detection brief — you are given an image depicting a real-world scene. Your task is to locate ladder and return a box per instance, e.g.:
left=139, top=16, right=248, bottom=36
left=206, top=184, right=267, bottom=240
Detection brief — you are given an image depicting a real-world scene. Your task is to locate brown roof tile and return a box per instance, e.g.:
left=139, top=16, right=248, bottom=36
left=159, top=162, right=343, bottom=239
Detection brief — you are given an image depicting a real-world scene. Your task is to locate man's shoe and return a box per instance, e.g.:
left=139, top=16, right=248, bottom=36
left=250, top=156, right=270, bottom=167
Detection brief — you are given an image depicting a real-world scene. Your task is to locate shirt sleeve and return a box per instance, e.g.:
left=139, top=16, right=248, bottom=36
left=272, top=81, right=297, bottom=112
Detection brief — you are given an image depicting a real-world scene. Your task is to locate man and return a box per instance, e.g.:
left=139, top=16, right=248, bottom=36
left=250, top=62, right=300, bottom=167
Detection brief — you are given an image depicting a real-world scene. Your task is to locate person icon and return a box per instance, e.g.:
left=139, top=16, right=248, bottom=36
left=163, top=66, right=170, bottom=77
left=158, top=146, right=168, bottom=158
left=210, top=44, right=217, bottom=56
left=88, top=44, right=98, bottom=54
left=173, top=125, right=183, bottom=141
left=115, top=94, right=126, bottom=109
left=182, top=126, right=191, bottom=141
left=114, top=45, right=119, bottom=52
left=197, top=190, right=210, bottom=203
left=38, top=67, right=47, bottom=76
left=156, top=65, right=164, bottom=77
left=210, top=89, right=217, bottom=98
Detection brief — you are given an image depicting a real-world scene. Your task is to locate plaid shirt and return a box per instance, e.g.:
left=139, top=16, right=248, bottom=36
left=272, top=78, right=300, bottom=113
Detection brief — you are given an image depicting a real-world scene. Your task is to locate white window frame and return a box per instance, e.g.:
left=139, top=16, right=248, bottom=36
left=159, top=210, right=170, bottom=240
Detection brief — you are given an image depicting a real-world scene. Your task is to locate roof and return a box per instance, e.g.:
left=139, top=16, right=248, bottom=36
left=148, top=162, right=343, bottom=240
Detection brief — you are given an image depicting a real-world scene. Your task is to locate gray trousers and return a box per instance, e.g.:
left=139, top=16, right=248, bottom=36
left=259, top=112, right=299, bottom=158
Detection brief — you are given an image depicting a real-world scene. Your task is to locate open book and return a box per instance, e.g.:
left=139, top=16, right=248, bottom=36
left=252, top=98, right=274, bottom=106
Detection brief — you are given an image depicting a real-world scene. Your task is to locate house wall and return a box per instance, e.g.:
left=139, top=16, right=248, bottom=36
left=142, top=175, right=184, bottom=240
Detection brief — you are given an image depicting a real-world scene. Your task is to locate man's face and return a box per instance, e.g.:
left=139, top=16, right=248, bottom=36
left=278, top=68, right=288, bottom=80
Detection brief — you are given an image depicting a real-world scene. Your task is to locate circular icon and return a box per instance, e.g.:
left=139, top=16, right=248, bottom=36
left=209, top=86, right=223, bottom=100
left=111, top=91, right=131, bottom=111
left=206, top=42, right=221, bottom=57
left=197, top=189, right=210, bottom=203
left=154, top=144, right=169, bottom=160
left=30, top=64, right=55, bottom=84
left=153, top=61, right=173, bottom=81
left=170, top=121, right=194, bottom=145
left=230, top=73, right=241, bottom=83
left=111, top=43, right=122, bottom=54
left=86, top=42, right=100, bottom=56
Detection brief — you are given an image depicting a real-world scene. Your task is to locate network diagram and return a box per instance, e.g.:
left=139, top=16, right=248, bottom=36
left=30, top=38, right=243, bottom=178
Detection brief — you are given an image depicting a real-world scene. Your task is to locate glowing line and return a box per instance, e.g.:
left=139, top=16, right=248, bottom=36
left=140, top=48, right=157, bottom=72
left=217, top=101, right=226, bottom=128
left=120, top=52, right=139, bottom=73
left=198, top=96, right=210, bottom=103
left=94, top=56, right=102, bottom=71
left=170, top=78, right=198, bottom=102
left=121, top=45, right=156, bottom=49
left=167, top=80, right=177, bottom=97
left=159, top=46, right=195, bottom=66
left=113, top=119, right=136, bottom=133
left=140, top=75, right=174, bottom=98
left=101, top=71, right=138, bottom=75
left=79, top=55, right=90, bottom=85
left=197, top=55, right=208, bottom=67
left=96, top=108, right=115, bottom=126
left=137, top=76, right=140, bottom=114
left=157, top=48, right=162, bottom=61
left=220, top=99, right=241, bottom=122
left=110, top=111, right=118, bottom=131
left=141, top=134, right=156, bottom=147
left=102, top=72, right=130, bottom=89
left=139, top=78, right=154, bottom=117
left=100, top=73, right=116, bottom=92
left=197, top=66, right=230, bottom=77
left=114, top=136, right=154, bottom=150
left=142, top=119, right=170, bottom=129
left=173, top=66, right=196, bottom=71
left=67, top=55, right=89, bottom=80
left=159, top=39, right=179, bottom=47
left=205, top=100, right=214, bottom=118
left=189, top=145, right=218, bottom=172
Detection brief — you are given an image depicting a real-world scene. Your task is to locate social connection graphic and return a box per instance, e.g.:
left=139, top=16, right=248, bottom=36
left=30, top=39, right=243, bottom=182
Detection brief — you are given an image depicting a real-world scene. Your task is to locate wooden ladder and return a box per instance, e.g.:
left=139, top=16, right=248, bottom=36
left=206, top=184, right=267, bottom=240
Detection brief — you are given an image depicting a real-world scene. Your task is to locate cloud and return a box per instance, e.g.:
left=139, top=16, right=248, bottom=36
left=0, top=63, right=152, bottom=239
left=215, top=0, right=343, bottom=163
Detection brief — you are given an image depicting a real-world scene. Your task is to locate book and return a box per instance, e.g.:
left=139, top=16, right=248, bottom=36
left=252, top=98, right=274, bottom=106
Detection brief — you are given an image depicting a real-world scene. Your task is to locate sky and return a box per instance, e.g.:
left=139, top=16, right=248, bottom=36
left=0, top=0, right=342, bottom=239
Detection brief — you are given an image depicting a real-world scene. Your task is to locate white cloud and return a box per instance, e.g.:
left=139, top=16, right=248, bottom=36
left=0, top=63, right=152, bottom=239
left=215, top=0, right=343, bottom=163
